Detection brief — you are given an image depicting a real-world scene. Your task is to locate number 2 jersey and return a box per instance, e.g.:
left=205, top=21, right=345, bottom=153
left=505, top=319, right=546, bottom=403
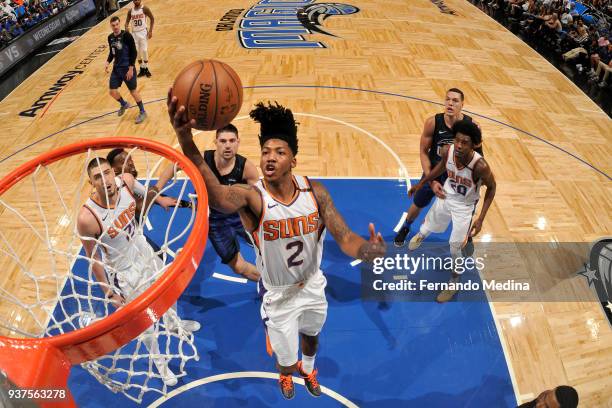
left=83, top=177, right=160, bottom=281
left=250, top=176, right=326, bottom=289
left=443, top=144, right=482, bottom=205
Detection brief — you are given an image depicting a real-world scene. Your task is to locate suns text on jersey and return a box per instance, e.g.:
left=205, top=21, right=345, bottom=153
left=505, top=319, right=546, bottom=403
left=262, top=210, right=320, bottom=241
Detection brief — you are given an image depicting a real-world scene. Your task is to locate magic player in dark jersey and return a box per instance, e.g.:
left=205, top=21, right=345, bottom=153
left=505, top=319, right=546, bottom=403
left=105, top=16, right=147, bottom=124
left=394, top=88, right=482, bottom=250
left=205, top=124, right=260, bottom=281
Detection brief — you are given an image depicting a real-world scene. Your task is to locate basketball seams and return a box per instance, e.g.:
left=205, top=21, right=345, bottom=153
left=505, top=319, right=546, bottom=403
left=185, top=60, right=205, bottom=125
left=210, top=60, right=218, bottom=130
left=219, top=62, right=242, bottom=120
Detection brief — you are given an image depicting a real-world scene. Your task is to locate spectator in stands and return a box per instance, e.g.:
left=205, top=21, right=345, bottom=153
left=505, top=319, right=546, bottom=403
left=589, top=37, right=610, bottom=78
left=545, top=12, right=563, bottom=32
left=560, top=9, right=573, bottom=26
left=593, top=42, right=612, bottom=87
left=0, top=28, right=11, bottom=46
left=8, top=20, right=22, bottom=37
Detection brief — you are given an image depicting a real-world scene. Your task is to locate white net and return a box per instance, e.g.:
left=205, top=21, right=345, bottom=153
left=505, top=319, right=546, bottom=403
left=0, top=145, right=200, bottom=403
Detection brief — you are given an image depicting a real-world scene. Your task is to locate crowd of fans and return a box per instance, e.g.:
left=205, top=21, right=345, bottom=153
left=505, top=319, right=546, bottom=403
left=471, top=0, right=612, bottom=92
left=0, top=0, right=71, bottom=48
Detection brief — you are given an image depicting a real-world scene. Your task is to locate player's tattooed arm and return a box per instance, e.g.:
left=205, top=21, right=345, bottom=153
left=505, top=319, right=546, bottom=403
left=470, top=159, right=496, bottom=237
left=312, top=181, right=385, bottom=262
left=167, top=89, right=261, bottom=217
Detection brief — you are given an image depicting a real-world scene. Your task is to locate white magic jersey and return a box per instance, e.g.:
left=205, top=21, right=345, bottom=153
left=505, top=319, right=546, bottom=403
left=251, top=176, right=326, bottom=289
left=131, top=6, right=147, bottom=33
left=83, top=177, right=158, bottom=280
left=443, top=144, right=482, bottom=205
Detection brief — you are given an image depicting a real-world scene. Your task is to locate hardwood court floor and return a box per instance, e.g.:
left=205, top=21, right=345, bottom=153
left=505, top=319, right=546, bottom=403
left=0, top=0, right=610, bottom=405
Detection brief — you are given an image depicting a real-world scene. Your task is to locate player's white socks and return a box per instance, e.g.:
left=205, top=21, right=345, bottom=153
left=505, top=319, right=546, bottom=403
left=301, top=354, right=316, bottom=374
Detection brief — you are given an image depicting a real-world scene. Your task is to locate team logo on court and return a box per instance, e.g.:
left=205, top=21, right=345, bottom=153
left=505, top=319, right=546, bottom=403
left=238, top=0, right=360, bottom=49
left=577, top=238, right=612, bottom=327
left=297, top=3, right=360, bottom=37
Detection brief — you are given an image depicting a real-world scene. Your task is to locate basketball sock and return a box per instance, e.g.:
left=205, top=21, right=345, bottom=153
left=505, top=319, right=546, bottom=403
left=118, top=97, right=128, bottom=107
left=137, top=101, right=145, bottom=113
left=301, top=354, right=315, bottom=374
left=403, top=218, right=412, bottom=230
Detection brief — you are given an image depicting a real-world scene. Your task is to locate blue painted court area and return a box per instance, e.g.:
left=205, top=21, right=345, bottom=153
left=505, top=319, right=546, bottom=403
left=66, top=178, right=516, bottom=407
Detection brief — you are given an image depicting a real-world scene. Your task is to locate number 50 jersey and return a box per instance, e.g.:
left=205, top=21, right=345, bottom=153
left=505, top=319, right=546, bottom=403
left=251, top=176, right=326, bottom=289
left=443, top=144, right=483, bottom=205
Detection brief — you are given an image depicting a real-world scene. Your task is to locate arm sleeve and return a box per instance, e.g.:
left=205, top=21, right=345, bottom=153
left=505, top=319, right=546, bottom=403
left=125, top=32, right=137, bottom=66
left=131, top=179, right=146, bottom=198
left=106, top=35, right=114, bottom=63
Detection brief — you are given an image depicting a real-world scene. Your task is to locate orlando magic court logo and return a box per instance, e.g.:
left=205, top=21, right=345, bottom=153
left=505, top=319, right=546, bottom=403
left=577, top=238, right=612, bottom=327
left=297, top=3, right=360, bottom=37
left=238, top=0, right=360, bottom=49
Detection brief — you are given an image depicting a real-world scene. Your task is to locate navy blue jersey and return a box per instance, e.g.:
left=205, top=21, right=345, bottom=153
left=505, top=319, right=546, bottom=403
left=428, top=113, right=473, bottom=166
left=203, top=150, right=248, bottom=221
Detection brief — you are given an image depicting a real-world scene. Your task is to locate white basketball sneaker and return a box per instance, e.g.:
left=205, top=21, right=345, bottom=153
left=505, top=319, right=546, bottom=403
left=155, top=359, right=178, bottom=387
left=408, top=232, right=426, bottom=250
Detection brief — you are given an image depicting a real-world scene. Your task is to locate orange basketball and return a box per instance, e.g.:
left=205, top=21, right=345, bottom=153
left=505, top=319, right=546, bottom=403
left=171, top=59, right=243, bottom=131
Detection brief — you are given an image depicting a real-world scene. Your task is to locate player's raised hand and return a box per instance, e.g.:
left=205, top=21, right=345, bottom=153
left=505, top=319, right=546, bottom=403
left=358, top=223, right=386, bottom=262
left=108, top=292, right=125, bottom=309
left=157, top=195, right=177, bottom=210
left=167, top=87, right=195, bottom=137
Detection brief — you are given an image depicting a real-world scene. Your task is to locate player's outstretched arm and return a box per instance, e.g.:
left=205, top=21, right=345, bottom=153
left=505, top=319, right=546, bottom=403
left=470, top=159, right=496, bottom=237
left=311, top=181, right=386, bottom=262
left=167, top=88, right=261, bottom=215
left=419, top=116, right=435, bottom=175
left=409, top=145, right=449, bottom=197
left=76, top=209, right=125, bottom=308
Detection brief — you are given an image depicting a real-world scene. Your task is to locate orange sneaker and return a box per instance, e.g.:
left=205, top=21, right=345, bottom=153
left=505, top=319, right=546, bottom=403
left=297, top=361, right=321, bottom=397
left=279, top=373, right=295, bottom=400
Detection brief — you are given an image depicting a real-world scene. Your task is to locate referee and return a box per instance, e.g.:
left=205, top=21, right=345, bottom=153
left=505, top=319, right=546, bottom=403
left=105, top=16, right=147, bottom=124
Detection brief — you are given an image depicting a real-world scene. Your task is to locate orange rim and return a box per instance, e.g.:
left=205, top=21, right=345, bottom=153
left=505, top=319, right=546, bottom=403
left=0, top=137, right=208, bottom=379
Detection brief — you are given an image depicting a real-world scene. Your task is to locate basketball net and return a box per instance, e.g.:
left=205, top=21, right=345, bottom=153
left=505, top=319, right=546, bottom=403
left=0, top=141, right=202, bottom=403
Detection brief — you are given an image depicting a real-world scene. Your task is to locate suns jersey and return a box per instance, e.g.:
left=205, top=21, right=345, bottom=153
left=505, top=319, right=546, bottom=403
left=443, top=145, right=482, bottom=205
left=250, top=176, right=326, bottom=289
left=130, top=6, right=147, bottom=33
left=83, top=177, right=151, bottom=273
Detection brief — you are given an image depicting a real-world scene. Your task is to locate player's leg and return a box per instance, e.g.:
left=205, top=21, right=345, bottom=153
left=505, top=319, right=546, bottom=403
left=408, top=197, right=452, bottom=250
left=125, top=76, right=146, bottom=124
left=226, top=217, right=259, bottom=281
left=395, top=174, right=442, bottom=247
left=296, top=272, right=327, bottom=397
left=109, top=69, right=129, bottom=116
left=436, top=201, right=476, bottom=303
left=135, top=33, right=145, bottom=77
left=261, top=293, right=300, bottom=399
left=117, top=274, right=177, bottom=386
left=141, top=34, right=151, bottom=77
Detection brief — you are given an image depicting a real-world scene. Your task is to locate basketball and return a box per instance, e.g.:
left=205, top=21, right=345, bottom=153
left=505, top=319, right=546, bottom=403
left=171, top=59, right=243, bottom=131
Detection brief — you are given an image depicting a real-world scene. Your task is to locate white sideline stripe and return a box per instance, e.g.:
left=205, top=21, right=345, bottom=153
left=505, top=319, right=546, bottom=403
left=145, top=217, right=153, bottom=231
left=393, top=212, right=407, bottom=232
left=148, top=371, right=358, bottom=408
left=212, top=272, right=247, bottom=284
left=350, top=259, right=362, bottom=267
left=35, top=50, right=61, bottom=56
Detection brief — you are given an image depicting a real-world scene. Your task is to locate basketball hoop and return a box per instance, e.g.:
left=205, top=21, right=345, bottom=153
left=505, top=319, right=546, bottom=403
left=0, top=137, right=208, bottom=407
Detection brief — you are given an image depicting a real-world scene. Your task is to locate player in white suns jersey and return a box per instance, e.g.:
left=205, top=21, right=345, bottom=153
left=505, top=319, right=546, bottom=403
left=168, top=97, right=386, bottom=400
left=125, top=0, right=154, bottom=78
left=77, top=158, right=199, bottom=386
left=408, top=120, right=496, bottom=303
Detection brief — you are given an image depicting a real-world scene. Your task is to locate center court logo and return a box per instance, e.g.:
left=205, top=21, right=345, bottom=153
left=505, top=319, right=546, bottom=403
left=238, top=0, right=360, bottom=49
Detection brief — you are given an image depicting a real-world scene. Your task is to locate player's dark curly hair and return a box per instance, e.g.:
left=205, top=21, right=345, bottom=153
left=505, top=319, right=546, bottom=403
left=452, top=119, right=481, bottom=146
left=249, top=101, right=299, bottom=155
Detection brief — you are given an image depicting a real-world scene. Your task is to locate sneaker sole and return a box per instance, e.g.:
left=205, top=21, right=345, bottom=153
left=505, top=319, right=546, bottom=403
left=304, top=386, right=322, bottom=398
